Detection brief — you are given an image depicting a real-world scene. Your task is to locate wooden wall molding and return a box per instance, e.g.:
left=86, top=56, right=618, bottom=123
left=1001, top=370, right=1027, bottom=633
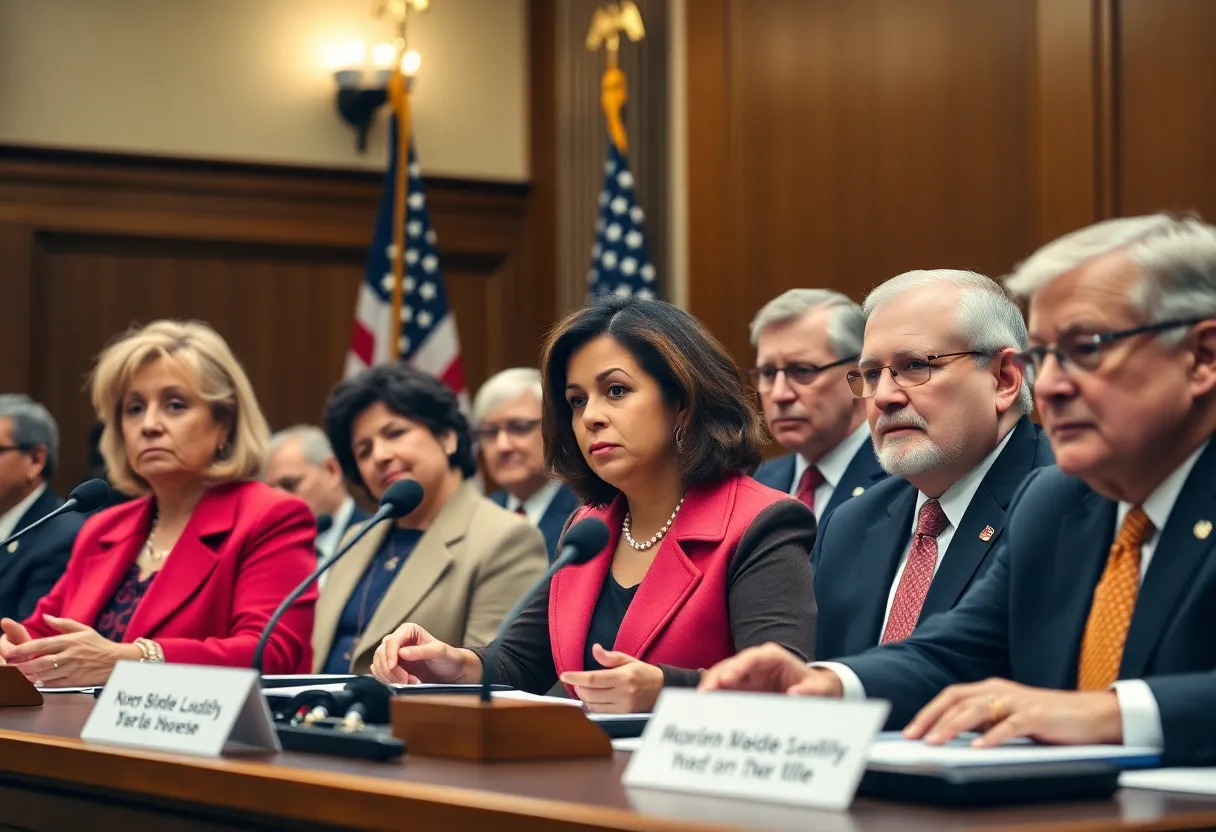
left=0, top=144, right=540, bottom=495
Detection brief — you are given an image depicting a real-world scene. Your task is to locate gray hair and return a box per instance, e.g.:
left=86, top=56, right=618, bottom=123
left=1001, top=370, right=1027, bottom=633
left=863, top=269, right=1034, bottom=415
left=472, top=367, right=543, bottom=425
left=1005, top=213, right=1216, bottom=345
left=0, top=394, right=58, bottom=478
left=268, top=424, right=334, bottom=467
left=748, top=289, right=864, bottom=360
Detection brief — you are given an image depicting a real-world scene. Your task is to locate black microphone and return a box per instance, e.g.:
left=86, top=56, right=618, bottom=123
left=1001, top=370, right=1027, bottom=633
left=339, top=676, right=393, bottom=731
left=478, top=517, right=609, bottom=702
left=0, top=478, right=110, bottom=549
left=252, top=479, right=425, bottom=674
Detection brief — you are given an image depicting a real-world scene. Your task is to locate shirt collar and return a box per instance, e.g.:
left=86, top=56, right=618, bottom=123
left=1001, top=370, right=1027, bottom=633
left=0, top=483, right=48, bottom=544
left=1118, top=438, right=1210, bottom=540
left=793, top=421, right=872, bottom=488
left=506, top=479, right=562, bottom=525
left=914, top=424, right=1017, bottom=531
left=316, top=496, right=355, bottom=558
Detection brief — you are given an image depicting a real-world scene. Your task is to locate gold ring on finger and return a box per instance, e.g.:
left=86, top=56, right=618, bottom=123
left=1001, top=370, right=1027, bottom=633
left=986, top=694, right=1003, bottom=721
left=52, top=657, right=59, bottom=670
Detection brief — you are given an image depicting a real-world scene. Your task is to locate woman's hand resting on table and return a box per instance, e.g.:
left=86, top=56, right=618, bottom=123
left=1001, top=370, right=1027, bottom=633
left=371, top=623, right=473, bottom=686
left=0, top=616, right=141, bottom=687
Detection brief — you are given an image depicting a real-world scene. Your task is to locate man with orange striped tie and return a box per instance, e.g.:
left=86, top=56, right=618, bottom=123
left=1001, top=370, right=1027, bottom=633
left=700, top=213, right=1216, bottom=767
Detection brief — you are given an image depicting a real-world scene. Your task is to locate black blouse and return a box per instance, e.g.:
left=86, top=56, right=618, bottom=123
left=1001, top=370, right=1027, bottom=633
left=583, top=573, right=641, bottom=671
left=472, top=498, right=818, bottom=693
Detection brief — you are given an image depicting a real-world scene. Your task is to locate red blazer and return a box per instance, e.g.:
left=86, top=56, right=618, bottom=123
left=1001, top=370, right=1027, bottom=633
left=549, top=474, right=792, bottom=693
left=23, top=481, right=317, bottom=674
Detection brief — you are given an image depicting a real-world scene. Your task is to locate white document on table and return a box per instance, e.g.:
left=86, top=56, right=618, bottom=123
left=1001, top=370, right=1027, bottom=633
left=869, top=733, right=1160, bottom=768
left=1121, top=769, right=1216, bottom=794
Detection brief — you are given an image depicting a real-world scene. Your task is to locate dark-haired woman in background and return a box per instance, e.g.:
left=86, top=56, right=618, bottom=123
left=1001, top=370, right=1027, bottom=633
left=371, top=295, right=818, bottom=712
left=312, top=364, right=548, bottom=674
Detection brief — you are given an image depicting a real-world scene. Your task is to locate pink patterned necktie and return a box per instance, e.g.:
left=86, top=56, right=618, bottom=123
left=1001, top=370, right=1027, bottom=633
left=881, top=499, right=949, bottom=644
left=795, top=465, right=826, bottom=515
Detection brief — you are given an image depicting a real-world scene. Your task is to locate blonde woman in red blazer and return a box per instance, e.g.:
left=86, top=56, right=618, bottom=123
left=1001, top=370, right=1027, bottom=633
left=0, top=321, right=316, bottom=684
left=371, top=295, right=818, bottom=712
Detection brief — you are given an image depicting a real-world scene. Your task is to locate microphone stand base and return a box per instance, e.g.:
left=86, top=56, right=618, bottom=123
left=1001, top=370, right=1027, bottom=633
left=389, top=694, right=612, bottom=761
left=0, top=667, right=42, bottom=708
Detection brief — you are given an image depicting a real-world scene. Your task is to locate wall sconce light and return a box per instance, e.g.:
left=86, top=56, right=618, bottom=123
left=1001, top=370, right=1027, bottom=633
left=328, top=39, right=421, bottom=152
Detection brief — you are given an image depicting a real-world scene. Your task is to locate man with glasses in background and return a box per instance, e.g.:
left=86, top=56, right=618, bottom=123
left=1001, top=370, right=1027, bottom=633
left=806, top=270, right=1051, bottom=659
left=473, top=368, right=578, bottom=561
left=0, top=395, right=85, bottom=620
left=749, top=290, right=887, bottom=532
left=702, top=214, right=1216, bottom=767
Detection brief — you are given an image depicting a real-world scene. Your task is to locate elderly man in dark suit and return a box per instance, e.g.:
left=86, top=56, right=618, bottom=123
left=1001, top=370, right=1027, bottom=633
left=749, top=290, right=887, bottom=532
left=702, top=214, right=1216, bottom=767
left=0, top=395, right=84, bottom=621
left=474, top=368, right=578, bottom=562
left=810, top=270, right=1054, bottom=660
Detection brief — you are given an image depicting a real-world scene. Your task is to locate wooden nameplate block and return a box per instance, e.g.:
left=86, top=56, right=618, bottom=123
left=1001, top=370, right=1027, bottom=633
left=0, top=666, right=43, bottom=708
left=390, top=694, right=611, bottom=761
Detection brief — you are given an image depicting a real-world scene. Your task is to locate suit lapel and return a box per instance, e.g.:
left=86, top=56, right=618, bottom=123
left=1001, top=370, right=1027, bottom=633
left=1044, top=491, right=1116, bottom=688
left=825, top=442, right=886, bottom=515
left=312, top=518, right=387, bottom=667
left=612, top=479, right=732, bottom=660
left=923, top=419, right=1040, bottom=614
left=125, top=489, right=230, bottom=638
left=551, top=502, right=618, bottom=675
left=352, top=482, right=482, bottom=657
left=77, top=497, right=155, bottom=627
left=1121, top=442, right=1216, bottom=678
left=845, top=484, right=916, bottom=651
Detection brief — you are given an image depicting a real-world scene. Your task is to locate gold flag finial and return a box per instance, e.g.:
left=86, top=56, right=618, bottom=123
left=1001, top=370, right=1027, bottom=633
left=587, top=2, right=644, bottom=152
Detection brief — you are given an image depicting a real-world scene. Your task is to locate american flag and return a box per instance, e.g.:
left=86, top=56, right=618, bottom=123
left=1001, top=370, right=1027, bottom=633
left=345, top=120, right=466, bottom=403
left=587, top=143, right=658, bottom=298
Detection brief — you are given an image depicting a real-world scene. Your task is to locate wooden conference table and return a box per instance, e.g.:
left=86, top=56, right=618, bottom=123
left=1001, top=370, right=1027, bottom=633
left=1, top=696, right=1216, bottom=832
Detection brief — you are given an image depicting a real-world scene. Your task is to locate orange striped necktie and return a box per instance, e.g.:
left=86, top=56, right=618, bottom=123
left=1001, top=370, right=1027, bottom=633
left=1076, top=506, right=1155, bottom=690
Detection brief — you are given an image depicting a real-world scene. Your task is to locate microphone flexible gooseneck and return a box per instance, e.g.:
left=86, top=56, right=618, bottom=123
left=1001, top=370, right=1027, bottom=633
left=478, top=517, right=610, bottom=702
left=251, top=479, right=425, bottom=674
left=0, top=478, right=110, bottom=549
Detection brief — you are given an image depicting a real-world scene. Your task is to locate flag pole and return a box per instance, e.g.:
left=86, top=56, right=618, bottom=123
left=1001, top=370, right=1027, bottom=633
left=587, top=2, right=644, bottom=153
left=387, top=11, right=411, bottom=363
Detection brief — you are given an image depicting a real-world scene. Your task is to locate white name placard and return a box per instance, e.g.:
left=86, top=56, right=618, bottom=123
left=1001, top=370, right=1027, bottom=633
left=82, top=661, right=278, bottom=757
left=622, top=689, right=889, bottom=811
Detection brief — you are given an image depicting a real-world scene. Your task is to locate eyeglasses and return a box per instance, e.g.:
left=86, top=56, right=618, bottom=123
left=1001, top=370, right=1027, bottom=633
left=745, top=355, right=859, bottom=391
left=474, top=419, right=541, bottom=442
left=1012, top=318, right=1206, bottom=385
left=846, top=351, right=986, bottom=398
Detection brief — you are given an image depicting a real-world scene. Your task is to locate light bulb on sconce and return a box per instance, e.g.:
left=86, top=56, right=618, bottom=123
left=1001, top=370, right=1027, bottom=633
left=328, top=38, right=422, bottom=152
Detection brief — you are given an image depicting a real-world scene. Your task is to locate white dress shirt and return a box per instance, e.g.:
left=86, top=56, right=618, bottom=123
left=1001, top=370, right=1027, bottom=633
left=820, top=437, right=1210, bottom=752
left=506, top=479, right=561, bottom=527
left=790, top=422, right=873, bottom=516
left=315, top=496, right=356, bottom=562
left=0, top=483, right=47, bottom=548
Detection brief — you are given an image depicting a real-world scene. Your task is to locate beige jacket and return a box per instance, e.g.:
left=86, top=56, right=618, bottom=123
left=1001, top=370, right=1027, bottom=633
left=312, top=481, right=548, bottom=673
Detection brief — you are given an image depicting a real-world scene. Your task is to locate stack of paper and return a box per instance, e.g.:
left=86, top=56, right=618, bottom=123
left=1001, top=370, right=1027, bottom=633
left=868, top=733, right=1160, bottom=768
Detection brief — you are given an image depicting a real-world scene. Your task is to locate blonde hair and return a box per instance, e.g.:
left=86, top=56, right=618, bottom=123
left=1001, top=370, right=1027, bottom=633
left=90, top=320, right=270, bottom=496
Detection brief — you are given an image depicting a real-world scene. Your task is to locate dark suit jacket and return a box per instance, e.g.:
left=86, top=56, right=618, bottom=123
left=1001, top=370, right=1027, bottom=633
left=0, top=488, right=85, bottom=621
left=489, top=483, right=580, bottom=562
left=24, top=481, right=318, bottom=673
left=753, top=441, right=888, bottom=527
left=813, top=418, right=1054, bottom=660
left=839, top=436, right=1216, bottom=767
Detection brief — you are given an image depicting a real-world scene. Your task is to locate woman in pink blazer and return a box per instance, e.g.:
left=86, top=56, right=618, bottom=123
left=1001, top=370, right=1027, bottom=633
left=370, top=295, right=818, bottom=712
left=0, top=321, right=316, bottom=684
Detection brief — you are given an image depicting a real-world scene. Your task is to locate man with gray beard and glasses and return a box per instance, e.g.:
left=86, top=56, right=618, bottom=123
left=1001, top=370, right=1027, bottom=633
left=805, top=270, right=1054, bottom=660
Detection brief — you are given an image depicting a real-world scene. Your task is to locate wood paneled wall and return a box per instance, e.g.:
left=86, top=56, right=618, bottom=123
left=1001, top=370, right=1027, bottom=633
left=686, top=0, right=1216, bottom=366
left=0, top=147, right=542, bottom=496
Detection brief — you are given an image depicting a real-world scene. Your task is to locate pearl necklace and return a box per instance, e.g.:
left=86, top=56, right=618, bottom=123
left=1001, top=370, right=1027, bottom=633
left=144, top=517, right=173, bottom=563
left=622, top=496, right=685, bottom=551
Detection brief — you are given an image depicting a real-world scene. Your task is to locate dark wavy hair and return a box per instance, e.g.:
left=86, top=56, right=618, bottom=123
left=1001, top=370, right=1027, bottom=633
left=323, top=363, right=476, bottom=494
left=541, top=294, right=765, bottom=506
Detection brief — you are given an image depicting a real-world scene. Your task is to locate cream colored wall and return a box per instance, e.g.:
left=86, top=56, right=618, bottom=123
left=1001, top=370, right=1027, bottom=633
left=0, top=0, right=528, bottom=180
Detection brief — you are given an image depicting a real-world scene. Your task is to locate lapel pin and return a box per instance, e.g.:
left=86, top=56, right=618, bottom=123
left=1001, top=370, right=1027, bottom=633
left=5, top=541, right=16, bottom=553
left=852, top=486, right=865, bottom=497
left=1195, top=520, right=1213, bottom=541
left=979, top=525, right=995, bottom=542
